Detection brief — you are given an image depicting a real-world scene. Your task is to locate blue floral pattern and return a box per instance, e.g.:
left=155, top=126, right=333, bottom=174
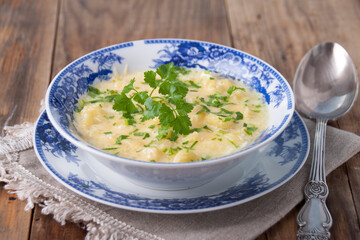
left=65, top=172, right=270, bottom=210
left=266, top=113, right=303, bottom=165
left=68, top=172, right=108, bottom=194
left=151, top=41, right=285, bottom=107
left=34, top=111, right=309, bottom=212
left=36, top=114, right=80, bottom=165
left=49, top=52, right=122, bottom=130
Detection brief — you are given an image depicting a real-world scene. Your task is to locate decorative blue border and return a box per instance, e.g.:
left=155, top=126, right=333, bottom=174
left=144, top=39, right=293, bottom=109
left=49, top=42, right=133, bottom=98
left=34, top=111, right=308, bottom=212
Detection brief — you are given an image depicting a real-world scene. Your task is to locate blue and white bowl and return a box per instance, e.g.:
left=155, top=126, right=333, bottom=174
left=45, top=39, right=294, bottom=190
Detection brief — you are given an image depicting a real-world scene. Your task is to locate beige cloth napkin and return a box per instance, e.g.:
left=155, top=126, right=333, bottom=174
left=1, top=118, right=360, bottom=240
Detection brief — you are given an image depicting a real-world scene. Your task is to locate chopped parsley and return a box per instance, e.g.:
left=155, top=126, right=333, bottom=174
left=243, top=123, right=258, bottom=136
left=187, top=80, right=201, bottom=88
left=102, top=147, right=118, bottom=150
left=115, top=135, right=129, bottom=144
left=144, top=140, right=155, bottom=147
left=227, top=86, right=245, bottom=96
left=227, top=139, right=239, bottom=148
left=133, top=132, right=144, bottom=136
left=183, top=140, right=199, bottom=152
left=143, top=133, right=150, bottom=139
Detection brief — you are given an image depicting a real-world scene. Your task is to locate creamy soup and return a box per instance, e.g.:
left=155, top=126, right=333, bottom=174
left=73, top=64, right=268, bottom=163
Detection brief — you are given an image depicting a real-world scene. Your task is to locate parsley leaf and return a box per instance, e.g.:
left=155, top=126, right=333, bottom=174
left=144, top=70, right=157, bottom=88
left=172, top=115, right=191, bottom=135
left=156, top=63, right=177, bottom=80
left=112, top=93, right=137, bottom=115
left=159, top=105, right=176, bottom=125
left=133, top=91, right=149, bottom=104
left=121, top=78, right=136, bottom=94
left=142, top=97, right=162, bottom=120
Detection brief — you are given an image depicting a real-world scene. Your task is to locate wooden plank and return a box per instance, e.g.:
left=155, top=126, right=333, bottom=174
left=326, top=165, right=360, bottom=239
left=30, top=208, right=87, bottom=240
left=346, top=153, right=360, bottom=227
left=52, top=0, right=232, bottom=75
left=30, top=0, right=232, bottom=239
left=0, top=0, right=58, bottom=126
left=255, top=233, right=268, bottom=240
left=226, top=0, right=360, bottom=239
left=0, top=0, right=59, bottom=239
left=265, top=205, right=301, bottom=239
left=0, top=183, right=32, bottom=239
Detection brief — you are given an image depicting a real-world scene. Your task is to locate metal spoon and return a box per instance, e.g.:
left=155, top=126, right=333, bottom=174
left=294, top=42, right=358, bottom=239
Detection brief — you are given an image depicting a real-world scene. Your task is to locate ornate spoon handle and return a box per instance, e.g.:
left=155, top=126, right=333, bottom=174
left=297, top=119, right=332, bottom=240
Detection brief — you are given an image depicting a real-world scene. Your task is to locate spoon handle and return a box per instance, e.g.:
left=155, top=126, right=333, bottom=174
left=297, top=119, right=332, bottom=240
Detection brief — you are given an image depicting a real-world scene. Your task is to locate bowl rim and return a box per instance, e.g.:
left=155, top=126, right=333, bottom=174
left=45, top=38, right=295, bottom=168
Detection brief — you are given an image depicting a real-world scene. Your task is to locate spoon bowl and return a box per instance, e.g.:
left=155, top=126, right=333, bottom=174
left=294, top=42, right=358, bottom=120
left=295, top=42, right=358, bottom=240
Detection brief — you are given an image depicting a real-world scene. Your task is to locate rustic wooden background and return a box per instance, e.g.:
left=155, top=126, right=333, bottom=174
left=1, top=0, right=360, bottom=239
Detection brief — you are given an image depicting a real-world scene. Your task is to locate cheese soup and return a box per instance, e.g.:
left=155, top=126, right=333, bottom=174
left=73, top=64, right=268, bottom=163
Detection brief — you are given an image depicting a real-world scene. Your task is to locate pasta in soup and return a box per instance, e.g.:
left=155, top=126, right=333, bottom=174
left=73, top=63, right=268, bottom=163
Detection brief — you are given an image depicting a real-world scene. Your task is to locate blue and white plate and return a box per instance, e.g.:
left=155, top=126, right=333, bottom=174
left=34, top=111, right=309, bottom=214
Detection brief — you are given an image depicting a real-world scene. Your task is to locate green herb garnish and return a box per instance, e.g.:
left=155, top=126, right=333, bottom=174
left=227, top=139, right=239, bottom=148
left=143, top=133, right=150, bottom=139
left=227, top=86, right=245, bottom=96
left=88, top=86, right=102, bottom=95
left=102, top=147, right=118, bottom=150
left=144, top=140, right=155, bottom=147
left=243, top=124, right=258, bottom=136
left=115, top=135, right=129, bottom=144
left=104, top=63, right=194, bottom=138
left=187, top=80, right=201, bottom=88
left=183, top=140, right=198, bottom=152
left=133, top=132, right=144, bottom=136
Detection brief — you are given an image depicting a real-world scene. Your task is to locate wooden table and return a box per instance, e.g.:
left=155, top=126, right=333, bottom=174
left=1, top=0, right=360, bottom=239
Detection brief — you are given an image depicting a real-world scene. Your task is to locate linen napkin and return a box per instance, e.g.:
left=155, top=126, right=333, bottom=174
left=1, top=118, right=360, bottom=240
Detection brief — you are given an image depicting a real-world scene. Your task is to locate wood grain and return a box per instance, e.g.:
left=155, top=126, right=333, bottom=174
left=52, top=0, right=231, bottom=75
left=327, top=166, right=360, bottom=239
left=0, top=0, right=58, bottom=126
left=225, top=0, right=360, bottom=239
left=0, top=0, right=58, bottom=239
left=30, top=207, right=87, bottom=240
left=0, top=183, right=32, bottom=239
